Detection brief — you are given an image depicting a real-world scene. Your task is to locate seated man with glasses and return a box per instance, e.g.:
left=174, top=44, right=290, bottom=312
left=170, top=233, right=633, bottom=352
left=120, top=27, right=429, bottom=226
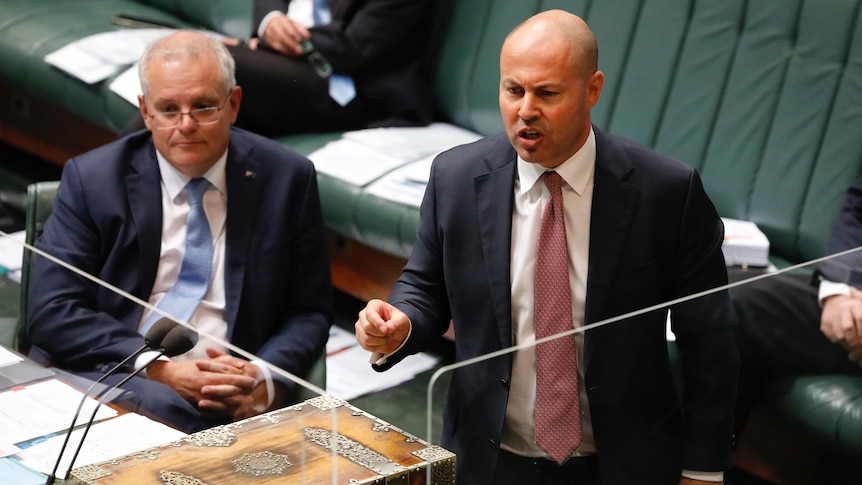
left=27, top=30, right=333, bottom=433
left=223, top=0, right=437, bottom=136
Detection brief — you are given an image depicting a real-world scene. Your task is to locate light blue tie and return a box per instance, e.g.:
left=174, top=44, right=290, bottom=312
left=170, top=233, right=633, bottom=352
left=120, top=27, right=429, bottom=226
left=141, top=178, right=213, bottom=335
left=312, top=0, right=356, bottom=106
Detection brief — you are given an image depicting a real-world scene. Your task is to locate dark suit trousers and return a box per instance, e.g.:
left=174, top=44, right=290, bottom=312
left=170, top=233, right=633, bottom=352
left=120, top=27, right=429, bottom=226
left=492, top=450, right=598, bottom=485
left=227, top=45, right=379, bottom=137
left=730, top=273, right=862, bottom=428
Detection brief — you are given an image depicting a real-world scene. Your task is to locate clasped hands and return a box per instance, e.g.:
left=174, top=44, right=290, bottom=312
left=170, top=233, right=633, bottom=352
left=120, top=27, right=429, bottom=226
left=821, top=287, right=862, bottom=366
left=146, top=347, right=274, bottom=421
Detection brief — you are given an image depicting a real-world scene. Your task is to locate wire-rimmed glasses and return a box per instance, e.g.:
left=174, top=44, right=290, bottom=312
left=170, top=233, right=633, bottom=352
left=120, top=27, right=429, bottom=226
left=147, top=94, right=230, bottom=130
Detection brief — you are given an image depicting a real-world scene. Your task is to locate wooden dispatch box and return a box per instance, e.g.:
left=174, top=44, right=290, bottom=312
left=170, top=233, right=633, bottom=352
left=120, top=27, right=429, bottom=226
left=70, top=395, right=455, bottom=484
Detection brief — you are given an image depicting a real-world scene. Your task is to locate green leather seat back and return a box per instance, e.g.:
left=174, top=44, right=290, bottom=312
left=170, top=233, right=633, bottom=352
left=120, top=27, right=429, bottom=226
left=17, top=181, right=60, bottom=352
left=0, top=0, right=252, bottom=132
left=430, top=0, right=862, bottom=265
left=133, top=0, right=253, bottom=38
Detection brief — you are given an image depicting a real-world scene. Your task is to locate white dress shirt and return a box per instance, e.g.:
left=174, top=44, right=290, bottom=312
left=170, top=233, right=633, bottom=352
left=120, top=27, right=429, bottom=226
left=502, top=128, right=597, bottom=458
left=138, top=150, right=229, bottom=362
left=259, top=0, right=315, bottom=39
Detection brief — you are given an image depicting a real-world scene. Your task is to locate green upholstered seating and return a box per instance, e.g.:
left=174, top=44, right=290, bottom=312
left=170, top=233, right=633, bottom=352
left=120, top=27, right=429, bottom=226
left=1, top=0, right=862, bottom=480
left=16, top=181, right=59, bottom=353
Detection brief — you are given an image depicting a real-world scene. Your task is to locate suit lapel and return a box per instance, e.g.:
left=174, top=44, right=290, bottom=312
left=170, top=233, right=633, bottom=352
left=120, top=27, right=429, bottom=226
left=475, top=142, right=517, bottom=349
left=583, top=129, right=639, bottom=369
left=223, top=133, right=262, bottom=338
left=127, top=147, right=163, bottom=301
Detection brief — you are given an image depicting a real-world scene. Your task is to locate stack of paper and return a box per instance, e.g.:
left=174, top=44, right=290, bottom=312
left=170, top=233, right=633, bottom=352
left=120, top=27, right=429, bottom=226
left=309, top=123, right=482, bottom=196
left=324, top=326, right=441, bottom=400
left=721, top=218, right=770, bottom=267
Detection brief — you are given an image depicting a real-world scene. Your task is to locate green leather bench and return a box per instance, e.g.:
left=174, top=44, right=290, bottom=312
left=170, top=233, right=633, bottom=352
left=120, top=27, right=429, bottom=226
left=2, top=0, right=862, bottom=481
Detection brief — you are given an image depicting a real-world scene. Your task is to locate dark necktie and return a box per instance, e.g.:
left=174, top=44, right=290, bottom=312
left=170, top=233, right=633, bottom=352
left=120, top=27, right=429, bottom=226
left=534, top=171, right=582, bottom=464
left=140, top=178, right=213, bottom=335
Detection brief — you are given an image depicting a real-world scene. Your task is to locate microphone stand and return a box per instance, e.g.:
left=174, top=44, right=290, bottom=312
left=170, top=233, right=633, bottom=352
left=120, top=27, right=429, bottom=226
left=44, top=344, right=148, bottom=485
left=44, top=318, right=178, bottom=485
left=60, top=350, right=167, bottom=482
left=61, top=324, right=197, bottom=482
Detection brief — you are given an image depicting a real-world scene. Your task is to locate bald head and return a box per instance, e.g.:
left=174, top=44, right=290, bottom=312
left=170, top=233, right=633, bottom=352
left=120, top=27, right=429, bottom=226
left=139, top=31, right=236, bottom=97
left=498, top=10, right=604, bottom=168
left=504, top=10, right=598, bottom=78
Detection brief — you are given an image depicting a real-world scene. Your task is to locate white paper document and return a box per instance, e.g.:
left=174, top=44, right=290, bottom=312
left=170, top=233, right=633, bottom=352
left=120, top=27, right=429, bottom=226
left=0, top=345, right=23, bottom=368
left=325, top=326, right=441, bottom=400
left=721, top=218, right=770, bottom=267
left=109, top=63, right=144, bottom=106
left=308, top=123, right=482, bottom=188
left=309, top=138, right=408, bottom=186
left=0, top=229, right=25, bottom=271
left=44, top=29, right=175, bottom=84
left=0, top=379, right=118, bottom=446
left=365, top=156, right=434, bottom=208
left=343, top=122, right=482, bottom=163
left=14, top=412, right=187, bottom=476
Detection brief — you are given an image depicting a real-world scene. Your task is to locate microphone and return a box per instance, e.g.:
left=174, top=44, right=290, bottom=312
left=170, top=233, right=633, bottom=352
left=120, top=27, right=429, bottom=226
left=45, top=317, right=178, bottom=484
left=61, top=324, right=198, bottom=481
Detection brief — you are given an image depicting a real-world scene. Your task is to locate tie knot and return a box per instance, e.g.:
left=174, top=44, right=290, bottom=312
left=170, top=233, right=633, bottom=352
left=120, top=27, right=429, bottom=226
left=185, top=178, right=210, bottom=206
left=542, top=171, right=563, bottom=196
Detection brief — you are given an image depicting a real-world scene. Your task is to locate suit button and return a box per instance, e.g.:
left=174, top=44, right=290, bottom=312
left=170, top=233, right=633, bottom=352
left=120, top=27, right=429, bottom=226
left=499, top=378, right=509, bottom=390
left=488, top=439, right=497, bottom=450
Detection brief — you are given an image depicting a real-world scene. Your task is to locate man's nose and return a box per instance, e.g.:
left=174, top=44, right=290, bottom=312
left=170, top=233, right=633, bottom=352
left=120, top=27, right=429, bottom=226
left=518, top=94, right=540, bottom=120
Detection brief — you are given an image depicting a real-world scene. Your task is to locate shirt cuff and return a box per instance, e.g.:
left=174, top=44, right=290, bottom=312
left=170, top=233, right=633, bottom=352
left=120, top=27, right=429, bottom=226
left=135, top=350, right=170, bottom=377
left=250, top=359, right=275, bottom=409
left=258, top=11, right=284, bottom=40
left=819, top=279, right=851, bottom=305
left=681, top=469, right=723, bottom=482
left=369, top=320, right=413, bottom=366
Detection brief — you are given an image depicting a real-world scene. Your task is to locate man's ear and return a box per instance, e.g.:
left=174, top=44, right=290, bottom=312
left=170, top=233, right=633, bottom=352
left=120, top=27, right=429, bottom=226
left=228, top=85, right=242, bottom=124
left=587, top=70, right=604, bottom=110
left=138, top=94, right=153, bottom=131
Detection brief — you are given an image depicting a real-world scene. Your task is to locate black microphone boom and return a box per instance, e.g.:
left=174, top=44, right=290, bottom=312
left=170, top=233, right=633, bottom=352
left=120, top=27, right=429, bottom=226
left=61, top=324, right=198, bottom=481
left=44, top=317, right=178, bottom=485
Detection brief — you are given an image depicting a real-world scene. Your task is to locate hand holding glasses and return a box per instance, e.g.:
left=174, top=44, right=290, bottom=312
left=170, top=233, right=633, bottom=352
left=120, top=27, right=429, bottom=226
left=299, top=39, right=333, bottom=79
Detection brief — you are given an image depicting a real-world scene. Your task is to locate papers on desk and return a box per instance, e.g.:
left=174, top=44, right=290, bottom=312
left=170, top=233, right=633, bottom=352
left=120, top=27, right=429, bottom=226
left=14, top=412, right=186, bottom=476
left=44, top=29, right=174, bottom=84
left=109, top=62, right=144, bottom=106
left=0, top=379, right=117, bottom=448
left=308, top=123, right=482, bottom=199
left=0, top=229, right=25, bottom=273
left=721, top=218, right=770, bottom=267
left=325, top=326, right=441, bottom=401
left=44, top=29, right=227, bottom=106
left=0, top=344, right=22, bottom=368
left=0, top=457, right=45, bottom=485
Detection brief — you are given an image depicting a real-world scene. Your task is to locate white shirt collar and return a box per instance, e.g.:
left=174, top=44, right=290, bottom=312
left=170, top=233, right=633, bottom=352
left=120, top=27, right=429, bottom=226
left=155, top=150, right=228, bottom=201
left=516, top=127, right=596, bottom=196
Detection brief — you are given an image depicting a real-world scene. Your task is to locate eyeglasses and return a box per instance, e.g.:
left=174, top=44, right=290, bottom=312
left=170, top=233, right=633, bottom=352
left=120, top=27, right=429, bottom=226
left=300, top=39, right=332, bottom=79
left=147, top=94, right=230, bottom=129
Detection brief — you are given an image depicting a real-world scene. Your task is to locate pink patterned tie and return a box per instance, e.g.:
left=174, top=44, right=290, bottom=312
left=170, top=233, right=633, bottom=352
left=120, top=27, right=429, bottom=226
left=534, top=171, right=582, bottom=464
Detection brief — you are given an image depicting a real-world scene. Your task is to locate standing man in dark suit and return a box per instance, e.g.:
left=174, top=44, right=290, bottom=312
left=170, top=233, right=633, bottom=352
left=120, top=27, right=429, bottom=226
left=354, top=10, right=739, bottom=485
left=224, top=0, right=436, bottom=136
left=731, top=177, right=862, bottom=430
left=28, top=31, right=333, bottom=433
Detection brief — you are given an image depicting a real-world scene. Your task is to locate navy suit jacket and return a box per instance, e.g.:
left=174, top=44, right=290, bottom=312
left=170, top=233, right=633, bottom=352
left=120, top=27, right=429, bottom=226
left=377, top=128, right=740, bottom=484
left=28, top=127, right=333, bottom=391
left=819, top=176, right=862, bottom=285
